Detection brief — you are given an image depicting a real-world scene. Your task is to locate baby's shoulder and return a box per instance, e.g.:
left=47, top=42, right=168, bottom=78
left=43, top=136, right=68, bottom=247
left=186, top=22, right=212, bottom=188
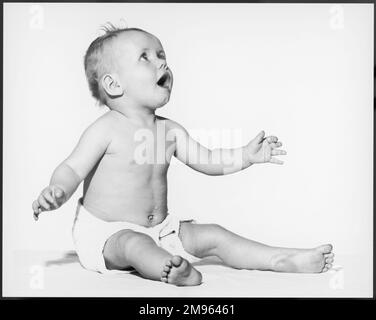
left=82, top=111, right=117, bottom=139
left=156, top=116, right=186, bottom=132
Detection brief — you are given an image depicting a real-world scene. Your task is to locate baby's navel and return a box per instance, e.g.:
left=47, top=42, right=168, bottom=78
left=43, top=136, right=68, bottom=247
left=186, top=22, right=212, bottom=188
left=147, top=206, right=158, bottom=221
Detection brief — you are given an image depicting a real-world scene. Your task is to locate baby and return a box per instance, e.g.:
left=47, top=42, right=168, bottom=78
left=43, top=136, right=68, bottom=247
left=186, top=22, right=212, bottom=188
left=32, top=25, right=334, bottom=286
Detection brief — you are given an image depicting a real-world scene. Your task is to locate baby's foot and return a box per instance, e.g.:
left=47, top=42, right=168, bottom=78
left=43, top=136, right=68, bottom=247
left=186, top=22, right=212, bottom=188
left=271, top=244, right=334, bottom=273
left=161, top=256, right=202, bottom=286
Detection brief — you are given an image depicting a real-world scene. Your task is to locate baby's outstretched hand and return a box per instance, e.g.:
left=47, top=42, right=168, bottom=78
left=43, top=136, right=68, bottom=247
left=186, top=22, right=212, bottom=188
left=32, top=185, right=66, bottom=221
left=245, top=131, right=287, bottom=165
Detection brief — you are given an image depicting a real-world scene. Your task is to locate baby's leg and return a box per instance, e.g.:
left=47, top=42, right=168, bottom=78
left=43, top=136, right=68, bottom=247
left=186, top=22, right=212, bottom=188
left=180, top=223, right=334, bottom=273
left=103, top=229, right=202, bottom=286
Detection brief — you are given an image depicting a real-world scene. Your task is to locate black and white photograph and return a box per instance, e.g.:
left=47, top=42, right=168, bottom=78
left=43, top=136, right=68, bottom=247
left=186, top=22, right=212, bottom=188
left=2, top=2, right=374, bottom=300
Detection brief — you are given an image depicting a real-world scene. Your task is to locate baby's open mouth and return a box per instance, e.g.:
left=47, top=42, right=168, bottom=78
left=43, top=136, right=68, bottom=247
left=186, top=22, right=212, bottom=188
left=156, top=72, right=171, bottom=89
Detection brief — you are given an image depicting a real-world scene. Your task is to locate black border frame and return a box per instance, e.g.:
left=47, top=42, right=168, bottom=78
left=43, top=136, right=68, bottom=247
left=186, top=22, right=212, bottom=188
left=0, top=0, right=374, bottom=311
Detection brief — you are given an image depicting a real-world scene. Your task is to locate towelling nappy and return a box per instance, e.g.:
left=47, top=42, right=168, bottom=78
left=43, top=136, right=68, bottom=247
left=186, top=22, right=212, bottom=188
left=72, top=198, right=200, bottom=274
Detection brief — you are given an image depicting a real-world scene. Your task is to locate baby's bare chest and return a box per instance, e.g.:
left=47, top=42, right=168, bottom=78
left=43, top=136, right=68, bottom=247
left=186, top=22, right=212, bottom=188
left=105, top=125, right=176, bottom=168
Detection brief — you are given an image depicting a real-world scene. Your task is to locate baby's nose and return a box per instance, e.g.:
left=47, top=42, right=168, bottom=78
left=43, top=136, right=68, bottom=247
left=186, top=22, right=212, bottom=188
left=159, top=62, right=168, bottom=70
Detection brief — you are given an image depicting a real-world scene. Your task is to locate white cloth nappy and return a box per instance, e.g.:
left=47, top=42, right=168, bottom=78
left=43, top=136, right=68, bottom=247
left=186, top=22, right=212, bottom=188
left=72, top=198, right=200, bottom=274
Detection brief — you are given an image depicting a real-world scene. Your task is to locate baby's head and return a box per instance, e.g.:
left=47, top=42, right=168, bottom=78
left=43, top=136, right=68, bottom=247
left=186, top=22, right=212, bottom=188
left=84, top=24, right=173, bottom=110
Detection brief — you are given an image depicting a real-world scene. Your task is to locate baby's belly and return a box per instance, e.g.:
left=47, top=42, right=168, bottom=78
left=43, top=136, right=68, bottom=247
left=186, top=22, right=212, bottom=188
left=83, top=182, right=169, bottom=227
left=82, top=152, right=171, bottom=227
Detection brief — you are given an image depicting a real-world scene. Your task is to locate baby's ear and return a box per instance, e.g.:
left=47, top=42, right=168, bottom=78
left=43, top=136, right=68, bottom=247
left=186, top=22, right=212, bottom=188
left=101, top=74, right=124, bottom=98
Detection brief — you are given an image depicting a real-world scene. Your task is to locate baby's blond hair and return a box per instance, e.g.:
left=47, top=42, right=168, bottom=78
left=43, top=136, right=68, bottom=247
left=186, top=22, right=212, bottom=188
left=84, top=23, right=148, bottom=106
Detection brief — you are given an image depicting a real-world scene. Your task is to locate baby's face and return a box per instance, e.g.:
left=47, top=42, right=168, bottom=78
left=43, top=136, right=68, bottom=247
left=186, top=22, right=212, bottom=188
left=112, top=31, right=173, bottom=109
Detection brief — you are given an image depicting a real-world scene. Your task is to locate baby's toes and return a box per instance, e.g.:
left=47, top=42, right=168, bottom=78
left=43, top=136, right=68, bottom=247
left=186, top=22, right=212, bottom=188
left=165, top=259, right=172, bottom=267
left=324, top=252, right=334, bottom=259
left=161, top=266, right=170, bottom=282
left=326, top=257, right=334, bottom=264
left=319, top=244, right=333, bottom=254
left=171, top=255, right=183, bottom=267
left=322, top=263, right=332, bottom=273
left=161, top=258, right=173, bottom=282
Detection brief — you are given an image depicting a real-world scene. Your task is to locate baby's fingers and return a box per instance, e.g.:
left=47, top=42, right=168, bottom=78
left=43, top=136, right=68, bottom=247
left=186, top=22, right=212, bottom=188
left=32, top=200, right=42, bottom=220
left=32, top=200, right=40, bottom=213
left=38, top=193, right=52, bottom=211
left=266, top=136, right=278, bottom=143
left=270, top=142, right=282, bottom=148
left=43, top=188, right=57, bottom=209
left=270, top=157, right=284, bottom=165
left=271, top=149, right=287, bottom=156
left=51, top=186, right=65, bottom=204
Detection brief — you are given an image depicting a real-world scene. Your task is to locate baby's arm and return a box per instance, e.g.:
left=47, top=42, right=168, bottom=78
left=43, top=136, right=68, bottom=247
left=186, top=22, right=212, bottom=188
left=168, top=120, right=286, bottom=176
left=32, top=120, right=112, bottom=220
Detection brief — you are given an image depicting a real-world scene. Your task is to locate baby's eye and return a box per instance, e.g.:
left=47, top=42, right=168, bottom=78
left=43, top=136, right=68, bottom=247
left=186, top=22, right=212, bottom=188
left=158, top=52, right=166, bottom=59
left=140, top=53, right=148, bottom=61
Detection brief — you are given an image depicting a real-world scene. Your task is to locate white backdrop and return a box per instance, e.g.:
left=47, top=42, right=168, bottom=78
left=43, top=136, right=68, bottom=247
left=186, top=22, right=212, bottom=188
left=3, top=3, right=373, bottom=282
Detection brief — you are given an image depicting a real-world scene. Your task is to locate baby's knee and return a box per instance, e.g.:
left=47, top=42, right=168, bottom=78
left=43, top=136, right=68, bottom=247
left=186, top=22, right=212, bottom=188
left=104, top=230, right=155, bottom=270
left=207, top=223, right=226, bottom=234
left=116, top=230, right=155, bottom=254
left=122, top=230, right=154, bottom=246
left=205, top=223, right=233, bottom=245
